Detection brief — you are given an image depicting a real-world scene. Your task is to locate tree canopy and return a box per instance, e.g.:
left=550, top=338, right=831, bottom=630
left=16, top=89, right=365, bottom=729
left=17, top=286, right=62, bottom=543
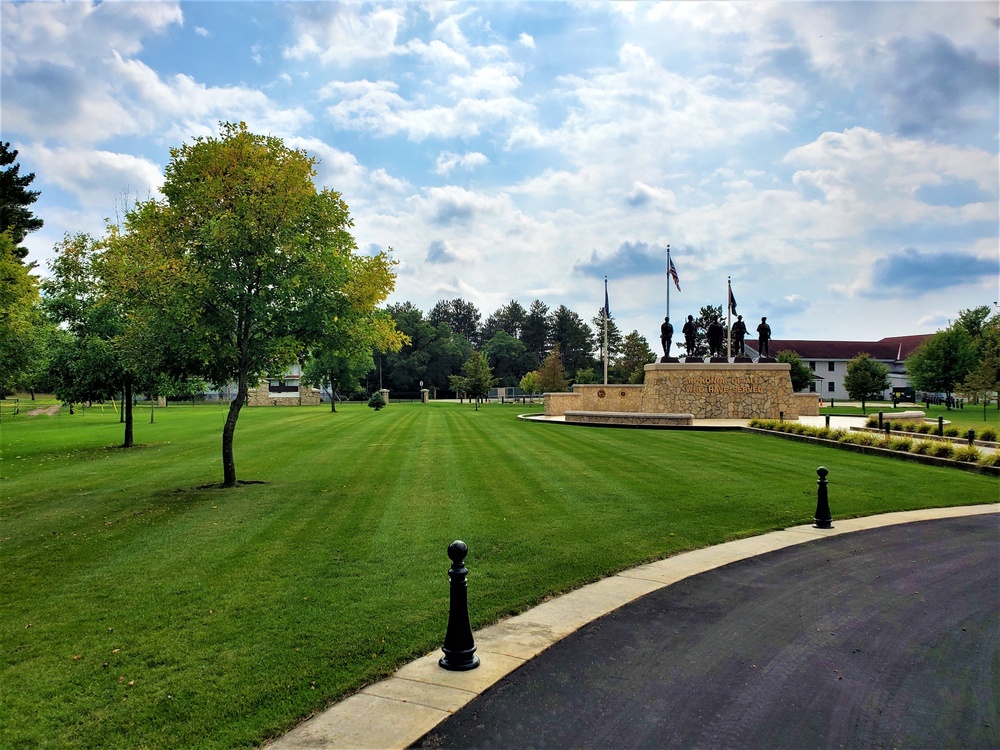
left=449, top=349, right=495, bottom=410
left=109, top=122, right=401, bottom=485
left=775, top=350, right=814, bottom=393
left=906, top=325, right=978, bottom=400
left=0, top=233, right=40, bottom=394
left=843, top=353, right=891, bottom=413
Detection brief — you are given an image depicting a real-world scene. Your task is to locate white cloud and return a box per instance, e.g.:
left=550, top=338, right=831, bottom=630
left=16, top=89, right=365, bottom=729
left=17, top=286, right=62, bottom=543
left=518, top=32, right=535, bottom=49
left=32, top=144, right=165, bottom=210
left=284, top=4, right=405, bottom=63
left=434, top=151, right=489, bottom=176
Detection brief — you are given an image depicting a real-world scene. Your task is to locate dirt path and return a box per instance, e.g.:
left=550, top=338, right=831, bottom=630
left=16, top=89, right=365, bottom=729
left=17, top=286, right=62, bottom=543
left=26, top=404, right=62, bottom=416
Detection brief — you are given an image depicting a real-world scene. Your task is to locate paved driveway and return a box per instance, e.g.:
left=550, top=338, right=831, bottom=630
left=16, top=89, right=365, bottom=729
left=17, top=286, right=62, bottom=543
left=416, top=514, right=1000, bottom=749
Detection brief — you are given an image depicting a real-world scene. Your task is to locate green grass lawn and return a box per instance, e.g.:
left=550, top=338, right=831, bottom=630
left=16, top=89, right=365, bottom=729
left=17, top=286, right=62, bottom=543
left=2, top=402, right=997, bottom=749
left=821, top=401, right=1000, bottom=432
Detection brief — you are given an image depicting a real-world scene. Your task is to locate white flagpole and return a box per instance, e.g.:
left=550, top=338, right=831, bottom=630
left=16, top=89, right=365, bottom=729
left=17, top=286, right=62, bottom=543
left=603, top=276, right=609, bottom=385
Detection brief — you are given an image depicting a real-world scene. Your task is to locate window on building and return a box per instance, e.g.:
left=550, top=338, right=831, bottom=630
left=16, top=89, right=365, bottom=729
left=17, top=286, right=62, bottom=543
left=828, top=382, right=835, bottom=393
left=809, top=361, right=816, bottom=370
left=809, top=382, right=816, bottom=392
left=828, top=361, right=835, bottom=372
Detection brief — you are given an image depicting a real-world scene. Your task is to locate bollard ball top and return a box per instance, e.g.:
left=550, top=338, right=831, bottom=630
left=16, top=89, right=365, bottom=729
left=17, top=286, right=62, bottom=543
left=816, top=466, right=828, bottom=479
left=447, top=540, right=469, bottom=563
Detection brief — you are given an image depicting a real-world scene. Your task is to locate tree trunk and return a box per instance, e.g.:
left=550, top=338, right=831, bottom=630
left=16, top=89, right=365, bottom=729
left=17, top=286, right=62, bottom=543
left=222, top=385, right=247, bottom=487
left=329, top=373, right=337, bottom=413
left=150, top=396, right=155, bottom=424
left=123, top=378, right=134, bottom=448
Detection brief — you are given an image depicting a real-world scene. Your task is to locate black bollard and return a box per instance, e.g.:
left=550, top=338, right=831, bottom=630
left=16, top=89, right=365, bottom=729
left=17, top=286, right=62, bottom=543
left=937, top=416, right=944, bottom=436
left=825, top=415, right=830, bottom=429
left=878, top=411, right=883, bottom=429
left=967, top=429, right=975, bottom=446
left=439, top=540, right=480, bottom=671
left=884, top=423, right=891, bottom=439
left=814, top=467, right=832, bottom=529
left=779, top=411, right=784, bottom=423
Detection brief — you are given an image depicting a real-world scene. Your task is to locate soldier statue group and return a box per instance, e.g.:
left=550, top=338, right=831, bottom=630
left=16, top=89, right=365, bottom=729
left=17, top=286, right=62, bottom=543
left=659, top=314, right=771, bottom=360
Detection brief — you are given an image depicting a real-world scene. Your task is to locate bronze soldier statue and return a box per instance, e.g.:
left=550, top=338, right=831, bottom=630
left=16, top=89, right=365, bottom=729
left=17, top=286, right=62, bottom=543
left=682, top=315, right=697, bottom=355
left=756, top=316, right=771, bottom=358
left=707, top=318, right=724, bottom=357
left=730, top=315, right=747, bottom=356
left=660, top=317, right=674, bottom=357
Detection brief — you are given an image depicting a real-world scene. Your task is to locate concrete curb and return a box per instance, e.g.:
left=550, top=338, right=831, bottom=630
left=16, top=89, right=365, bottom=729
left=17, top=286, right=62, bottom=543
left=266, top=504, right=999, bottom=750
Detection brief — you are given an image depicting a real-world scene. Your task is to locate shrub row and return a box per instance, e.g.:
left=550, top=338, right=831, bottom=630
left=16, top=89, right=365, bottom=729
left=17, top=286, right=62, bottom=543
left=861, top=415, right=998, bottom=442
left=748, top=419, right=1000, bottom=468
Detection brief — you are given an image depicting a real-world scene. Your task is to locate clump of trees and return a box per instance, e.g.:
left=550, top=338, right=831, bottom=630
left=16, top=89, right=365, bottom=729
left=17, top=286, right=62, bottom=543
left=907, top=306, right=1000, bottom=416
left=844, top=353, right=891, bottom=414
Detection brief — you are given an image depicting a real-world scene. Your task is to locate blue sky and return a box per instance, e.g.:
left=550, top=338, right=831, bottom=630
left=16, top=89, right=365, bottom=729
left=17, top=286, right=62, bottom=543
left=3, top=1, right=998, bottom=345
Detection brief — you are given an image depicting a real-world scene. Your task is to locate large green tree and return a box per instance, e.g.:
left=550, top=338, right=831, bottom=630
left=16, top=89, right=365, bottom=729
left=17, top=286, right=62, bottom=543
left=520, top=299, right=550, bottom=368
left=843, top=353, right=891, bottom=414
left=113, top=123, right=399, bottom=486
left=0, top=142, right=44, bottom=261
left=0, top=233, right=40, bottom=394
left=614, top=330, right=656, bottom=384
left=483, top=330, right=532, bottom=386
left=429, top=298, right=481, bottom=347
left=42, top=233, right=147, bottom=445
left=906, top=325, right=978, bottom=404
left=381, top=302, right=469, bottom=393
left=549, top=304, right=595, bottom=378
left=481, top=300, right=526, bottom=342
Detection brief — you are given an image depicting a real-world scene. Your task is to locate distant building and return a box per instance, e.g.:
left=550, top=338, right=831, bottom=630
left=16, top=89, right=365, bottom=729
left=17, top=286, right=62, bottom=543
left=746, top=335, right=933, bottom=401
left=246, top=363, right=320, bottom=406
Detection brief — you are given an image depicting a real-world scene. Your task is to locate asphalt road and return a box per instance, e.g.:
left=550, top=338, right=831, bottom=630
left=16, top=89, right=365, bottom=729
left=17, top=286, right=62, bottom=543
left=416, top=514, right=1000, bottom=749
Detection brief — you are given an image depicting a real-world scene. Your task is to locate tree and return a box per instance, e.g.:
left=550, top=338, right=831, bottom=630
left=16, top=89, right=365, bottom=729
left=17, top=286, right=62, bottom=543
left=535, top=344, right=569, bottom=392
left=0, top=233, right=40, bottom=394
left=775, top=350, right=814, bottom=392
left=0, top=142, right=44, bottom=260
left=906, top=326, right=978, bottom=405
left=519, top=371, right=539, bottom=400
left=549, top=304, right=595, bottom=378
left=42, top=233, right=146, bottom=445
left=429, top=298, right=481, bottom=347
left=615, top=330, right=656, bottom=384
left=449, top=349, right=495, bottom=410
left=843, top=353, right=891, bottom=414
left=113, top=123, right=399, bottom=486
left=958, top=343, right=1000, bottom=419
left=483, top=330, right=532, bottom=386
left=520, top=299, right=550, bottom=368
left=688, top=304, right=724, bottom=358
left=381, top=302, right=469, bottom=393
left=303, top=349, right=374, bottom=411
left=591, top=307, right=624, bottom=375
left=481, top=300, right=526, bottom=342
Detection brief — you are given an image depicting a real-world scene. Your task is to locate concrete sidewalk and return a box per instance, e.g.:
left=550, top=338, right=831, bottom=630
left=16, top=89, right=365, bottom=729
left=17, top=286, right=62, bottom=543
left=268, top=504, right=998, bottom=750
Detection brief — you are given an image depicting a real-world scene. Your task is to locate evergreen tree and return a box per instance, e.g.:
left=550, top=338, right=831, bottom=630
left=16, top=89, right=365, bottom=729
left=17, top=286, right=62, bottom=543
left=429, top=298, right=481, bottom=347
left=520, top=299, right=551, bottom=368
left=0, top=142, right=44, bottom=260
left=549, top=304, right=595, bottom=377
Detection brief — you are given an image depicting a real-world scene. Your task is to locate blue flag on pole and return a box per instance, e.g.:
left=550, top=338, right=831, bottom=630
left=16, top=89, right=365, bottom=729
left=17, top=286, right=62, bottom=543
left=604, top=277, right=610, bottom=318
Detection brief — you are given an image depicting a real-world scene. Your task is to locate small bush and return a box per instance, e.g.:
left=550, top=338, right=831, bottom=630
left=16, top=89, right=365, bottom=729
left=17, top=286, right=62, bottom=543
left=930, top=442, right=954, bottom=458
left=977, top=452, right=1000, bottom=468
left=865, top=415, right=879, bottom=427
left=850, top=432, right=876, bottom=446
left=916, top=423, right=933, bottom=434
left=952, top=445, right=981, bottom=463
left=944, top=427, right=960, bottom=437
left=828, top=429, right=847, bottom=441
left=367, top=392, right=387, bottom=411
left=911, top=440, right=935, bottom=455
left=814, top=427, right=832, bottom=440
left=888, top=437, right=913, bottom=452
left=979, top=428, right=997, bottom=442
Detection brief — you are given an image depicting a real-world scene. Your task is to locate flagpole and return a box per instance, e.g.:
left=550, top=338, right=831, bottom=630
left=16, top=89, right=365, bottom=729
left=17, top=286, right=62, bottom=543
left=727, top=277, right=732, bottom=360
left=603, top=276, right=609, bottom=386
left=665, top=244, right=671, bottom=320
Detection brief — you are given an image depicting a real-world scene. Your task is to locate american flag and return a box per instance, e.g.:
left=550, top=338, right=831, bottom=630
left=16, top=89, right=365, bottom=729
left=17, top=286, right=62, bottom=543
left=668, top=257, right=681, bottom=292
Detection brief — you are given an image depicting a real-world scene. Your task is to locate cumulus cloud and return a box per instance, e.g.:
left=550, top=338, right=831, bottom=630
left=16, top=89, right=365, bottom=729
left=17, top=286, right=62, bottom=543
left=31, top=145, right=165, bottom=209
left=425, top=238, right=476, bottom=264
left=283, top=4, right=404, bottom=63
left=518, top=32, right=535, bottom=49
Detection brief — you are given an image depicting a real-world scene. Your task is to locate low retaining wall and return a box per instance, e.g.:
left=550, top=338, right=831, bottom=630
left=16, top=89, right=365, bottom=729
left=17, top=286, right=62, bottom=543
left=565, top=411, right=694, bottom=427
left=543, top=384, right=644, bottom=417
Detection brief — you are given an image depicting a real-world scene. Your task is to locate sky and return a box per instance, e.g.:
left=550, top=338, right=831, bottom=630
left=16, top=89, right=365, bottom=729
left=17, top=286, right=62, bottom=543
left=3, top=0, right=998, bottom=348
